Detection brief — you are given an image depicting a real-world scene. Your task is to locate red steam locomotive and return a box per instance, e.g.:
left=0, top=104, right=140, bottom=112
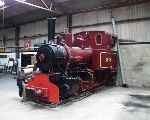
left=21, top=31, right=118, bottom=105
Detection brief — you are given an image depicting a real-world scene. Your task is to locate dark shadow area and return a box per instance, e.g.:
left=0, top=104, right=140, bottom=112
left=123, top=101, right=150, bottom=109
left=21, top=101, right=59, bottom=111
left=132, top=62, right=145, bottom=72
left=130, top=94, right=150, bottom=101
left=122, top=94, right=150, bottom=113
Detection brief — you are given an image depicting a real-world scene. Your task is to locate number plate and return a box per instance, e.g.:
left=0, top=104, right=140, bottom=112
left=100, top=52, right=113, bottom=68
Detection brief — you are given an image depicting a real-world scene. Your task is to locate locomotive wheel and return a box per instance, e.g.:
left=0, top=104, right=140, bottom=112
left=105, top=74, right=116, bottom=86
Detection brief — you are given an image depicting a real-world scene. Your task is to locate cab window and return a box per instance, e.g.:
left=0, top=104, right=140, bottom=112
left=96, top=34, right=102, bottom=44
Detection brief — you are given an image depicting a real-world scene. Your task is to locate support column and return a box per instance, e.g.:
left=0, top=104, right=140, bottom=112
left=15, top=26, right=20, bottom=74
left=2, top=35, right=6, bottom=47
left=15, top=26, right=20, bottom=59
left=67, top=14, right=72, bottom=33
left=111, top=16, right=127, bottom=87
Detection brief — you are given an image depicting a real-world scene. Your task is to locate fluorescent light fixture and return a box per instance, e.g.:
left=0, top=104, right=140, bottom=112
left=0, top=0, right=5, bottom=7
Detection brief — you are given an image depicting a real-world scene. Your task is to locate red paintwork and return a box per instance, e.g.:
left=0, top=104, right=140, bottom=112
left=24, top=31, right=118, bottom=104
left=25, top=73, right=60, bottom=104
left=69, top=31, right=117, bottom=71
left=73, top=31, right=112, bottom=50
left=65, top=33, right=73, bottom=47
left=91, top=49, right=117, bottom=71
left=67, top=47, right=92, bottom=63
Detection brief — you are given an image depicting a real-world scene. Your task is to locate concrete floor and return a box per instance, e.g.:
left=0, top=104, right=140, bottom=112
left=0, top=73, right=150, bottom=120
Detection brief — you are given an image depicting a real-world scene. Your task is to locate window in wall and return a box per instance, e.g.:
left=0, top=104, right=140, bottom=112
left=0, top=55, right=7, bottom=58
left=96, top=34, right=102, bottom=45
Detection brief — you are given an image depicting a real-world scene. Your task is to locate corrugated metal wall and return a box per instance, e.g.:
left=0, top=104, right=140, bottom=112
left=72, top=9, right=111, bottom=26
left=20, top=20, right=48, bottom=38
left=72, top=2, right=150, bottom=37
left=72, top=9, right=112, bottom=33
left=117, top=20, right=150, bottom=87
left=0, top=16, right=67, bottom=48
left=117, top=20, right=150, bottom=42
left=0, top=28, right=15, bottom=47
left=121, top=45, right=150, bottom=87
left=20, top=16, right=67, bottom=38
left=19, top=16, right=67, bottom=47
left=72, top=25, right=112, bottom=34
left=112, top=3, right=150, bottom=21
left=115, top=3, right=150, bottom=87
left=55, top=16, right=67, bottom=33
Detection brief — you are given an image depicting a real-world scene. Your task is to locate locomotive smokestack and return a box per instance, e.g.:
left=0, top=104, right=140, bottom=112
left=48, top=17, right=56, bottom=42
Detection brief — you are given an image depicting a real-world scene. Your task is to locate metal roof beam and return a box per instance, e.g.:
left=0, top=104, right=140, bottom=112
left=39, top=0, right=49, bottom=9
left=15, top=0, right=50, bottom=12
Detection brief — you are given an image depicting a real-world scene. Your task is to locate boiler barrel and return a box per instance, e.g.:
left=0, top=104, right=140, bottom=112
left=36, top=44, right=68, bottom=73
left=67, top=47, right=93, bottom=63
